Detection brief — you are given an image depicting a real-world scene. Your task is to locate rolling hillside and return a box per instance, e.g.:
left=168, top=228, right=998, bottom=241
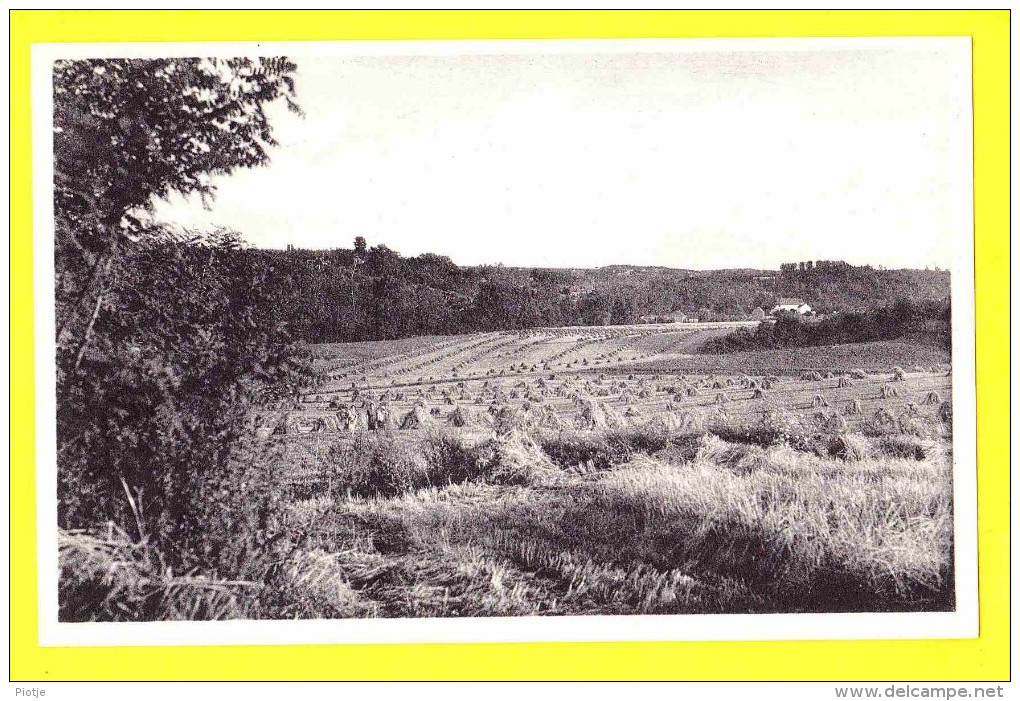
left=253, top=244, right=950, bottom=343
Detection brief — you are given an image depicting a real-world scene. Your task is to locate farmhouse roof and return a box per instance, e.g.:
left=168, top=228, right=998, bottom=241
left=776, top=297, right=804, bottom=306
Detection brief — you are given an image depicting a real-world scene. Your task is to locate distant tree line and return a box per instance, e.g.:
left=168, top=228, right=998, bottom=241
left=258, top=244, right=951, bottom=343
left=699, top=299, right=952, bottom=355
left=780, top=260, right=854, bottom=273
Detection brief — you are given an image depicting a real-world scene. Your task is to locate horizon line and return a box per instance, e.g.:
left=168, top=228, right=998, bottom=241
left=250, top=243, right=948, bottom=274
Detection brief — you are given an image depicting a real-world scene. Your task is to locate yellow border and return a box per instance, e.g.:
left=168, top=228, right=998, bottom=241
left=10, top=10, right=1010, bottom=681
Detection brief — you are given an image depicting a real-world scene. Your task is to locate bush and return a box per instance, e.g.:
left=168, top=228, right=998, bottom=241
left=827, top=434, right=876, bottom=461
left=315, top=430, right=571, bottom=497
left=699, top=300, right=951, bottom=354
left=57, top=231, right=309, bottom=577
left=874, top=434, right=938, bottom=460
left=539, top=425, right=682, bottom=471
left=53, top=58, right=311, bottom=618
left=318, top=433, right=482, bottom=498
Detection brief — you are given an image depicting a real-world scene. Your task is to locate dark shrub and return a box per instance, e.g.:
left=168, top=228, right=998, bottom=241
left=57, top=231, right=309, bottom=576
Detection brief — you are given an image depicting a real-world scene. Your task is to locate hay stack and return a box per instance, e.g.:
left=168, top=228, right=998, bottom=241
left=896, top=406, right=928, bottom=436
left=800, top=371, right=824, bottom=381
left=827, top=413, right=849, bottom=432
left=486, top=431, right=561, bottom=486
left=752, top=388, right=768, bottom=399
left=642, top=412, right=681, bottom=431
left=399, top=406, right=432, bottom=430
left=843, top=399, right=863, bottom=416
left=923, top=391, right=941, bottom=405
left=850, top=369, right=868, bottom=380
left=336, top=406, right=365, bottom=432
left=836, top=376, right=854, bottom=388
left=811, top=411, right=831, bottom=428
left=892, top=366, right=907, bottom=381
left=447, top=406, right=476, bottom=428
left=676, top=409, right=705, bottom=432
left=493, top=406, right=525, bottom=436
left=714, top=392, right=730, bottom=405
left=938, top=402, right=952, bottom=424
left=828, top=434, right=875, bottom=461
left=536, top=405, right=563, bottom=429
left=576, top=398, right=626, bottom=430
left=881, top=384, right=901, bottom=399
left=872, top=408, right=896, bottom=430
left=811, top=394, right=830, bottom=408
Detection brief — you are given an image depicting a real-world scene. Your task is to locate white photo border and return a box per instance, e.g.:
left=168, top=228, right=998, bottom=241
left=33, top=37, right=978, bottom=647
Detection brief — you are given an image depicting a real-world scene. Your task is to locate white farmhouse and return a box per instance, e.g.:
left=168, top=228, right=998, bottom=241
left=770, top=298, right=812, bottom=315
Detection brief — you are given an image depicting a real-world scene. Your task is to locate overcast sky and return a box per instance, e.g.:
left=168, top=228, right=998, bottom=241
left=151, top=41, right=971, bottom=270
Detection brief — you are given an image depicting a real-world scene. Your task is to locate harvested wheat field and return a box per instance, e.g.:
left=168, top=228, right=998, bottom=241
left=253, top=326, right=955, bottom=616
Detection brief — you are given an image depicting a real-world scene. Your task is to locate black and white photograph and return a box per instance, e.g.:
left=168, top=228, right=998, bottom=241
left=36, top=38, right=977, bottom=644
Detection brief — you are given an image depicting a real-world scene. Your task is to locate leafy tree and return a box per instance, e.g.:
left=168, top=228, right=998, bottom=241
left=54, top=57, right=299, bottom=243
left=54, top=57, right=300, bottom=365
left=53, top=57, right=306, bottom=581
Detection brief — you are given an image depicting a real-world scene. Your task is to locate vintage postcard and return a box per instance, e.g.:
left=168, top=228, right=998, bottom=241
left=34, top=37, right=977, bottom=647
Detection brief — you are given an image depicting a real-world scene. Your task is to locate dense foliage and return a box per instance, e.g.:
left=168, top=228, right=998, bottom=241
left=54, top=58, right=306, bottom=585
left=259, top=244, right=950, bottom=343
left=57, top=230, right=308, bottom=571
left=699, top=299, right=952, bottom=355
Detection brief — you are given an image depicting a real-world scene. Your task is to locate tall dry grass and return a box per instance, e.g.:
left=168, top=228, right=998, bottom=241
left=299, top=427, right=953, bottom=614
left=64, top=408, right=954, bottom=619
